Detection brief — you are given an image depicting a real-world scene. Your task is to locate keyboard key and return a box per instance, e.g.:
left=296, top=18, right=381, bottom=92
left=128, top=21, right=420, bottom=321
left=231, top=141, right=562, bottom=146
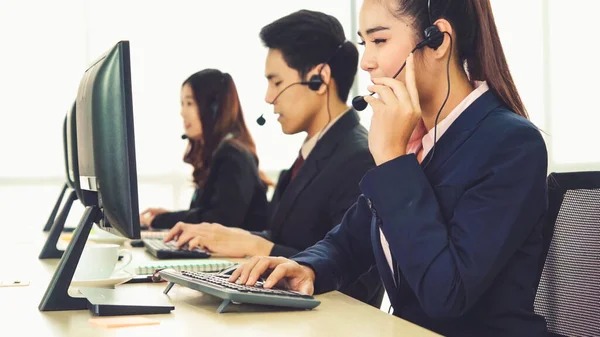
left=179, top=271, right=306, bottom=298
left=158, top=268, right=321, bottom=312
left=143, top=239, right=210, bottom=259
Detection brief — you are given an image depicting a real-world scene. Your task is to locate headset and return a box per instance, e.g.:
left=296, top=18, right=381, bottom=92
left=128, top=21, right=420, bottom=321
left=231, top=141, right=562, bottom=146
left=256, top=42, right=346, bottom=126
left=351, top=0, right=444, bottom=111
left=360, top=0, right=451, bottom=315
left=181, top=72, right=229, bottom=140
left=210, top=72, right=228, bottom=121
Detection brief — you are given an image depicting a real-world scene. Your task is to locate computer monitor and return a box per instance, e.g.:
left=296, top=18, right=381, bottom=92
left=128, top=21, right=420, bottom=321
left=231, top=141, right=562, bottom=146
left=42, top=102, right=81, bottom=233
left=76, top=40, right=140, bottom=240
left=65, top=101, right=82, bottom=196
left=39, top=102, right=83, bottom=258
left=39, top=40, right=171, bottom=315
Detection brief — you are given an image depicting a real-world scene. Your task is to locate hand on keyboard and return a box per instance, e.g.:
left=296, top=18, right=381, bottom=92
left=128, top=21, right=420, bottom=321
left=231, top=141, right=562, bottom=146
left=163, top=222, right=273, bottom=258
left=228, top=256, right=316, bottom=295
left=162, top=241, right=199, bottom=251
left=180, top=271, right=313, bottom=299
left=142, top=239, right=211, bottom=259
left=158, top=268, right=321, bottom=312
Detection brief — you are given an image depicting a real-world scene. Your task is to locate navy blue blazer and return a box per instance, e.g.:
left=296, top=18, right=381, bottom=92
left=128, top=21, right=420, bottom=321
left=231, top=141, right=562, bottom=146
left=258, top=109, right=385, bottom=308
left=293, top=92, right=549, bottom=337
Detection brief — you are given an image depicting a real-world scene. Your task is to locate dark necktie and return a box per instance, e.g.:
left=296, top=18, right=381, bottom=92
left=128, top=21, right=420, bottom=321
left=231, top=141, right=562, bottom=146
left=290, top=152, right=305, bottom=180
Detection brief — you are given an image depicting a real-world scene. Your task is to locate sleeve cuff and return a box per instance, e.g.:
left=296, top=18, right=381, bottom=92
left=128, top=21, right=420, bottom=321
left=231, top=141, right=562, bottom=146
left=292, top=255, right=336, bottom=294
left=150, top=212, right=180, bottom=229
left=269, top=243, right=300, bottom=258
left=250, top=230, right=272, bottom=241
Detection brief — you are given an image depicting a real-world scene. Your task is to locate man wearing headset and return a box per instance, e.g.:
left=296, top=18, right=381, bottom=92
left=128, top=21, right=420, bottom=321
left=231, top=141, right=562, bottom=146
left=164, top=9, right=384, bottom=308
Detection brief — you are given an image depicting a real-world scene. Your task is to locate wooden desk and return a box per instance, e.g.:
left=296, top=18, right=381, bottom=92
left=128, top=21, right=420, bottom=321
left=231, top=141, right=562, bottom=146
left=0, top=234, right=441, bottom=336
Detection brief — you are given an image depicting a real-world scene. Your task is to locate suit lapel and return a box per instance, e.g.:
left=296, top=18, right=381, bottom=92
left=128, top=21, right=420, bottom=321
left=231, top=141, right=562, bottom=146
left=422, top=91, right=503, bottom=176
left=270, top=109, right=360, bottom=238
left=371, top=216, right=399, bottom=304
left=371, top=91, right=505, bottom=304
left=268, top=169, right=291, bottom=223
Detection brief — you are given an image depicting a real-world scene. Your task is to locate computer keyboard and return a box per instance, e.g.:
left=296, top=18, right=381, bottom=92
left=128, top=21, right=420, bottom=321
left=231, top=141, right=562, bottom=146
left=158, top=269, right=320, bottom=313
left=143, top=239, right=211, bottom=259
left=140, top=230, right=169, bottom=240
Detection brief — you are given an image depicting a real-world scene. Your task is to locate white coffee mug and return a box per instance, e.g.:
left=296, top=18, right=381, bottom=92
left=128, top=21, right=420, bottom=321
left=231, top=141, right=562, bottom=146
left=73, top=243, right=132, bottom=281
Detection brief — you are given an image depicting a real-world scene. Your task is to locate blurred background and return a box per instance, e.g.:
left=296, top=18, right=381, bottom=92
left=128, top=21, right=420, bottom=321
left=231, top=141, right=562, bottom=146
left=1, top=0, right=598, bottom=237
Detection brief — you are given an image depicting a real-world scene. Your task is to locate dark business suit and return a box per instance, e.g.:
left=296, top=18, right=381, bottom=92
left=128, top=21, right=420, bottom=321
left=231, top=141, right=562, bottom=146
left=152, top=141, right=268, bottom=232
left=258, top=109, right=384, bottom=308
left=293, top=92, right=549, bottom=336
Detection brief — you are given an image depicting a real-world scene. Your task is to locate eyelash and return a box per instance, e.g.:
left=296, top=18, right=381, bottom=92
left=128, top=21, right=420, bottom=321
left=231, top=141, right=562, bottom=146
left=274, top=81, right=282, bottom=87
left=358, top=39, right=387, bottom=46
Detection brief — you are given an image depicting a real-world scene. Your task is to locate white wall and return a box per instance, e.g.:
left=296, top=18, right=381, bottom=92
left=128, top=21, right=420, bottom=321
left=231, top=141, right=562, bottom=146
left=354, top=0, right=600, bottom=172
left=0, top=0, right=354, bottom=235
left=353, top=0, right=548, bottom=151
left=1, top=0, right=599, bottom=233
left=546, top=0, right=600, bottom=167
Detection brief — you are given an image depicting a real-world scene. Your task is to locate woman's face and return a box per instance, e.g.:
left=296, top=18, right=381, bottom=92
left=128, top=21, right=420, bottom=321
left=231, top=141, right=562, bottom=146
left=358, top=0, right=417, bottom=83
left=358, top=0, right=441, bottom=103
left=180, top=83, right=203, bottom=140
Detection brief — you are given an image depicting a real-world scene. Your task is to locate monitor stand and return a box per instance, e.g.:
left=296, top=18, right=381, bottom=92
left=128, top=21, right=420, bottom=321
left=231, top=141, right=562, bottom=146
left=38, top=205, right=174, bottom=316
left=39, top=189, right=78, bottom=259
left=43, top=183, right=68, bottom=232
left=81, top=287, right=174, bottom=316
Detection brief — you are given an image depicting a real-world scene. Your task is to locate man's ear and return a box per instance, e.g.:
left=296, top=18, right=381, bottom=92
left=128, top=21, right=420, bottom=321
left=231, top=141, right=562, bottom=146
left=311, top=63, right=330, bottom=95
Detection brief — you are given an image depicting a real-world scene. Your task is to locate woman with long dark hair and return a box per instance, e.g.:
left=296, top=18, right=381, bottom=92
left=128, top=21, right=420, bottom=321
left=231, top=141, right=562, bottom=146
left=141, top=69, right=270, bottom=231
left=230, top=1, right=549, bottom=336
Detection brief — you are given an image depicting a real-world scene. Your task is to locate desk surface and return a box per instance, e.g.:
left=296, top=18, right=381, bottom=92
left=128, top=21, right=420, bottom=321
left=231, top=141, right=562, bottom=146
left=0, top=233, right=441, bottom=337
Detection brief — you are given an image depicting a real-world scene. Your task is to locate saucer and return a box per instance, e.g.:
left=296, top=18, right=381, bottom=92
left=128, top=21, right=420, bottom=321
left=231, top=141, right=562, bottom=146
left=60, top=233, right=128, bottom=245
left=87, top=234, right=128, bottom=245
left=71, top=271, right=135, bottom=289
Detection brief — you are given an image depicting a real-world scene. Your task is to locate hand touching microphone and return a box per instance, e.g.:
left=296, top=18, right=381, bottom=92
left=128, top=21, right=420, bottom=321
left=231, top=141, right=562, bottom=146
left=363, top=54, right=422, bottom=166
left=352, top=44, right=420, bottom=111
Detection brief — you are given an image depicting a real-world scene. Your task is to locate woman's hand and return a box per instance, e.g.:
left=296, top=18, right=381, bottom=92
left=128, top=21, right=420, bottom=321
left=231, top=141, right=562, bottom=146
left=164, top=222, right=274, bottom=258
left=228, top=256, right=316, bottom=295
left=364, top=53, right=422, bottom=165
left=139, top=207, right=169, bottom=227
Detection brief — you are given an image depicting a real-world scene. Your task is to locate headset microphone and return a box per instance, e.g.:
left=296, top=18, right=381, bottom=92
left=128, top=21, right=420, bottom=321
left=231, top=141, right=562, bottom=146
left=255, top=75, right=324, bottom=126
left=256, top=42, right=346, bottom=126
left=351, top=46, right=416, bottom=111
left=351, top=26, right=444, bottom=111
left=181, top=134, right=188, bottom=140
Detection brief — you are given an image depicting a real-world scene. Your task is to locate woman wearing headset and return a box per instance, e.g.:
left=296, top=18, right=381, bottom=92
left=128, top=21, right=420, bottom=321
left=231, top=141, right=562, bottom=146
left=229, top=1, right=549, bottom=336
left=140, top=69, right=271, bottom=231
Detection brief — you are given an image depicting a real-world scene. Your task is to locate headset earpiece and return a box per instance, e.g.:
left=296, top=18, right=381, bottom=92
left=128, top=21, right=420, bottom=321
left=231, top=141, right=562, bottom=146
left=353, top=0, right=448, bottom=113
left=303, top=41, right=344, bottom=91
left=416, top=26, right=444, bottom=51
left=209, top=73, right=229, bottom=121
left=423, top=25, right=444, bottom=50
left=209, top=100, right=219, bottom=120
left=423, top=0, right=443, bottom=50
left=304, top=74, right=324, bottom=91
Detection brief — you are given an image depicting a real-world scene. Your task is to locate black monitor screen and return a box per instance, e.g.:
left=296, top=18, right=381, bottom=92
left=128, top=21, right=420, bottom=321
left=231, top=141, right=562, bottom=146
left=75, top=40, right=140, bottom=239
